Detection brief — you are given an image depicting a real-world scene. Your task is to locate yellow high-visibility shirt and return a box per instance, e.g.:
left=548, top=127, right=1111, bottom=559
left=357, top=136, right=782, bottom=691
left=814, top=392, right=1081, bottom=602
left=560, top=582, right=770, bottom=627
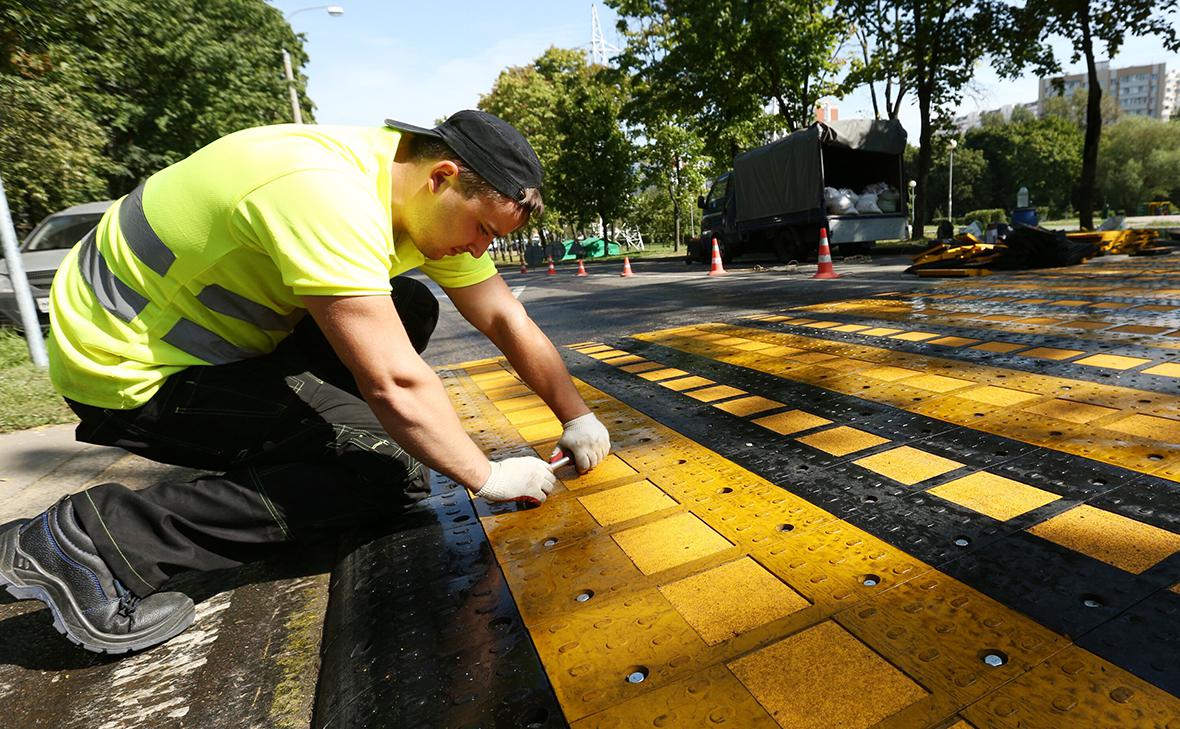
left=48, top=124, right=495, bottom=409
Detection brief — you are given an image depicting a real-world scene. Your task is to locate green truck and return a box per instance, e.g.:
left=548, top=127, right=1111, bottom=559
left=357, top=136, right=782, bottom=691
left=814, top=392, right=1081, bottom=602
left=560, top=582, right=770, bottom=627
left=690, top=119, right=909, bottom=264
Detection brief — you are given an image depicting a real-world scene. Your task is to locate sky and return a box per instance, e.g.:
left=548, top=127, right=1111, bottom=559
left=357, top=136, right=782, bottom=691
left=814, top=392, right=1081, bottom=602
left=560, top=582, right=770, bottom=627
left=276, top=0, right=1179, bottom=137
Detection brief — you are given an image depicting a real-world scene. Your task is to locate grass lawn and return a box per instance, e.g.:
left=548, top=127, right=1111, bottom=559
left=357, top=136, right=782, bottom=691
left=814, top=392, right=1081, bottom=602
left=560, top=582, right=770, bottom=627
left=0, top=328, right=75, bottom=434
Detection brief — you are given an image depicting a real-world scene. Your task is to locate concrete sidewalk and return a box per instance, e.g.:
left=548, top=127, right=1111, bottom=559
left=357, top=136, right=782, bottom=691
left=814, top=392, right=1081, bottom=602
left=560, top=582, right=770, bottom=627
left=0, top=424, right=330, bottom=729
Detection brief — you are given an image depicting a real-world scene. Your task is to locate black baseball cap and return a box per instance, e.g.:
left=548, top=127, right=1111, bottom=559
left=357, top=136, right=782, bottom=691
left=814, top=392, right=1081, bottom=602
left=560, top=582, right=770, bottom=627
left=385, top=110, right=543, bottom=201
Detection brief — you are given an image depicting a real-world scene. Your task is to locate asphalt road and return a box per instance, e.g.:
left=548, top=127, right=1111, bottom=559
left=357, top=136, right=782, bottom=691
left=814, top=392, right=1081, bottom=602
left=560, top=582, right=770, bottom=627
left=419, top=253, right=933, bottom=367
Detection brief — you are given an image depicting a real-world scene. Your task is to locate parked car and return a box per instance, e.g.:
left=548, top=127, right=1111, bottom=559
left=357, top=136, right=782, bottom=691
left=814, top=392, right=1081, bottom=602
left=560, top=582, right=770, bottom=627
left=0, top=200, right=113, bottom=329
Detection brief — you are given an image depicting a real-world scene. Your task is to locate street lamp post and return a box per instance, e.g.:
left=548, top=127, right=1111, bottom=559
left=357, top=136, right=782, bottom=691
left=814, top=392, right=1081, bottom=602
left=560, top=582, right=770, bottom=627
left=907, top=179, right=917, bottom=238
left=282, top=4, right=344, bottom=124
left=947, top=138, right=957, bottom=223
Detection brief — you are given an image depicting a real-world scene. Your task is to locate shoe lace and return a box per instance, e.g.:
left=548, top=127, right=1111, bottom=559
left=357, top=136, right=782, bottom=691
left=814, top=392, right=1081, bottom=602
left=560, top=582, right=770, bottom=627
left=113, top=580, right=140, bottom=618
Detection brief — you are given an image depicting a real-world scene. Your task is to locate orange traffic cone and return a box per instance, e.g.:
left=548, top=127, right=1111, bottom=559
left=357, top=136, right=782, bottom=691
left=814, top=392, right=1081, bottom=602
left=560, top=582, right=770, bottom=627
left=576, top=259, right=588, bottom=277
left=547, top=257, right=557, bottom=275
left=707, top=237, right=727, bottom=276
left=620, top=256, right=634, bottom=277
left=813, top=227, right=839, bottom=279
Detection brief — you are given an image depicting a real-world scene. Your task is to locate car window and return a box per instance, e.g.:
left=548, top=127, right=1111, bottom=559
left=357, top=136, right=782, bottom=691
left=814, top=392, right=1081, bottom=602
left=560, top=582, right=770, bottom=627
left=705, top=175, right=730, bottom=209
left=22, top=213, right=104, bottom=253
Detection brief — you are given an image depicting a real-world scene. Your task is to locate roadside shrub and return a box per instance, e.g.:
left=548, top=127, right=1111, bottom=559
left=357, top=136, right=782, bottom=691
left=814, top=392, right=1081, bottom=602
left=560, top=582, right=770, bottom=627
left=960, top=208, right=1007, bottom=224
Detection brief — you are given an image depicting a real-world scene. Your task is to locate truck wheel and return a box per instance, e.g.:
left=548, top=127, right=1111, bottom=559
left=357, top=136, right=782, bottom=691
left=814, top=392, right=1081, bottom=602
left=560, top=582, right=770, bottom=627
left=773, top=230, right=800, bottom=262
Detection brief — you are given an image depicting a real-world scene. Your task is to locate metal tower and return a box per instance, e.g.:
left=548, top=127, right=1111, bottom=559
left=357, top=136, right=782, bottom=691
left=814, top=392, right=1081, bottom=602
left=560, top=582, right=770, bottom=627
left=589, top=4, right=619, bottom=66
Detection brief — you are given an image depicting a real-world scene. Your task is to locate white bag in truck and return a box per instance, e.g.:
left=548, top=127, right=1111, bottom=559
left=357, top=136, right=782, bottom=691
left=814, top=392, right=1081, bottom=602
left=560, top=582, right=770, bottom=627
left=855, top=192, right=883, bottom=214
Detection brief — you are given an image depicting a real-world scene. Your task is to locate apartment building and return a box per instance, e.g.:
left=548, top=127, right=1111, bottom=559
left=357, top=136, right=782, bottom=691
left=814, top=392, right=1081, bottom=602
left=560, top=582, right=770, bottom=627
left=1039, top=61, right=1178, bottom=120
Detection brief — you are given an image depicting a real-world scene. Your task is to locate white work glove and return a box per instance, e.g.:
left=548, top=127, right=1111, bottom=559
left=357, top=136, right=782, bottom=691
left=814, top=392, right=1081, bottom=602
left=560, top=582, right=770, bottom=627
left=556, top=412, right=611, bottom=472
left=474, top=457, right=557, bottom=504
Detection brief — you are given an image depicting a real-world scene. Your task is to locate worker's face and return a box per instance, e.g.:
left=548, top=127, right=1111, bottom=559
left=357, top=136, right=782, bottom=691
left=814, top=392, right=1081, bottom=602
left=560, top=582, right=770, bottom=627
left=409, top=162, right=527, bottom=261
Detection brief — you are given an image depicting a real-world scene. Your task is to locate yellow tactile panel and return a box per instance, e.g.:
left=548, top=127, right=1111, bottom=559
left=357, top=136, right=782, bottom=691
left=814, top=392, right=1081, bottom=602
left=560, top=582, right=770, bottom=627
left=492, top=393, right=546, bottom=414
left=928, top=336, right=980, bottom=347
left=587, top=348, right=631, bottom=360
left=620, top=361, right=664, bottom=374
left=659, top=558, right=811, bottom=645
left=568, top=664, right=780, bottom=728
left=713, top=396, right=782, bottom=417
left=1104, top=413, right=1180, bottom=443
left=612, top=512, right=735, bottom=575
left=578, top=480, right=678, bottom=526
left=659, top=375, right=714, bottom=392
left=927, top=472, right=1061, bottom=521
left=1143, top=362, right=1180, bottom=378
left=1017, top=347, right=1085, bottom=361
left=1075, top=354, right=1152, bottom=370
left=970, top=342, right=1026, bottom=353
left=796, top=426, right=889, bottom=456
left=862, top=366, right=923, bottom=382
left=685, top=385, right=746, bottom=402
left=504, top=404, right=557, bottom=427
left=603, top=354, right=645, bottom=366
left=961, top=645, right=1180, bottom=728
left=904, top=374, right=974, bottom=393
left=753, top=410, right=832, bottom=435
left=854, top=446, right=963, bottom=485
left=1027, top=505, right=1180, bottom=574
left=837, top=575, right=1063, bottom=708
left=892, top=331, right=941, bottom=342
left=728, top=621, right=928, bottom=729
left=956, top=386, right=1040, bottom=407
left=638, top=367, right=689, bottom=381
left=561, top=453, right=641, bottom=491
left=1021, top=398, right=1118, bottom=424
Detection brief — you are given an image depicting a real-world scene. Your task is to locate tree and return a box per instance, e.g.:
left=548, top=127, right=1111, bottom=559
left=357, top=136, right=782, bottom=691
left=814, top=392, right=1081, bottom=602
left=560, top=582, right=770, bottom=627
left=480, top=47, right=586, bottom=244
left=845, top=0, right=908, bottom=121
left=637, top=120, right=706, bottom=250
left=1096, top=116, right=1180, bottom=213
left=1040, top=87, right=1120, bottom=128
left=965, top=116, right=1082, bottom=215
left=1008, top=0, right=1180, bottom=229
left=0, top=0, right=311, bottom=227
left=609, top=0, right=849, bottom=166
left=845, top=0, right=1005, bottom=230
left=548, top=68, right=636, bottom=236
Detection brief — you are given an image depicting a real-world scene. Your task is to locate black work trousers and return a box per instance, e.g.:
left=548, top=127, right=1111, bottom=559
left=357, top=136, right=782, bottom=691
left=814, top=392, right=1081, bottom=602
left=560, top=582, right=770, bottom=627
left=64, top=277, right=440, bottom=598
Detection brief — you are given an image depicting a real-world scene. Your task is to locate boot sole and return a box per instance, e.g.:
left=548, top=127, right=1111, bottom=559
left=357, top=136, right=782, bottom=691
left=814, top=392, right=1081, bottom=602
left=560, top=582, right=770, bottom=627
left=0, top=522, right=196, bottom=654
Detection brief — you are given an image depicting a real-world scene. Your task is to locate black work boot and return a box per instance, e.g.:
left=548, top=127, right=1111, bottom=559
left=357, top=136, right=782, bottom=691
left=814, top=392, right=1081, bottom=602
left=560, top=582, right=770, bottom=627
left=0, top=497, right=195, bottom=654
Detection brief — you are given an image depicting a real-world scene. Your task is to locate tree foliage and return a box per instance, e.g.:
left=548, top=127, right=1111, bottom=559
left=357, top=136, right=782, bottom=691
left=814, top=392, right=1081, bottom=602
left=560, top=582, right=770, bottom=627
left=636, top=120, right=706, bottom=250
left=1006, top=0, right=1180, bottom=228
left=845, top=0, right=1005, bottom=228
left=609, top=0, right=849, bottom=167
left=0, top=0, right=310, bottom=230
left=481, top=48, right=635, bottom=238
left=1096, top=116, right=1180, bottom=213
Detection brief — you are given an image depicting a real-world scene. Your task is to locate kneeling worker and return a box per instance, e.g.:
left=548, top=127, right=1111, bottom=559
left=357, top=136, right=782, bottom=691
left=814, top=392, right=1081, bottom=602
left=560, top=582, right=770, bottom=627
left=0, top=110, right=610, bottom=653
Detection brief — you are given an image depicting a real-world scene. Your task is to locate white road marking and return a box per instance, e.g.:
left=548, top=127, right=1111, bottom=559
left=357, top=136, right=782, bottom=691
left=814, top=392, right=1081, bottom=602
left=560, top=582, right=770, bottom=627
left=510, top=286, right=526, bottom=299
left=77, top=591, right=233, bottom=729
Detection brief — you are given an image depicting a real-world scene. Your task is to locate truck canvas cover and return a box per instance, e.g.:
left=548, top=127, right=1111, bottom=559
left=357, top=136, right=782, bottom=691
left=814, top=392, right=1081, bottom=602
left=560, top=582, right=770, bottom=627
left=733, top=119, right=907, bottom=223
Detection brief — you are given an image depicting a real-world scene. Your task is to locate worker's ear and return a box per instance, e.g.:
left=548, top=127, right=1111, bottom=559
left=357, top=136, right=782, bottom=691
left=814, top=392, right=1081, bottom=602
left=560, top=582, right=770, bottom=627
left=427, top=160, right=460, bottom=194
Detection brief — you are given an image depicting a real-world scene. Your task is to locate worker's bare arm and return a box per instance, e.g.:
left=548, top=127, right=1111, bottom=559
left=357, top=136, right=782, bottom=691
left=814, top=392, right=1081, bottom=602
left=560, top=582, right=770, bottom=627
left=443, top=275, right=589, bottom=423
left=301, top=294, right=491, bottom=492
